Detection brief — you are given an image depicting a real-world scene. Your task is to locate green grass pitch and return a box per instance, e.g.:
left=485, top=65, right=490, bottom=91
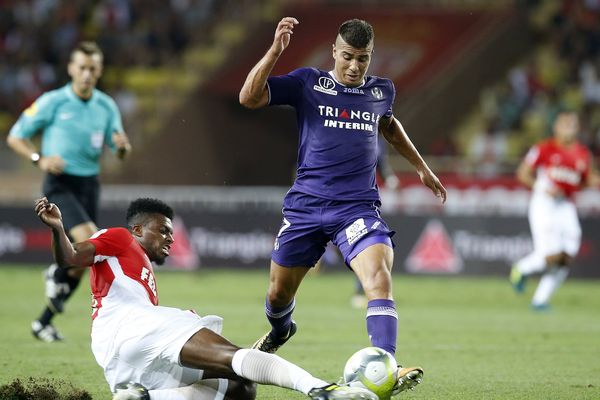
left=0, top=265, right=599, bottom=399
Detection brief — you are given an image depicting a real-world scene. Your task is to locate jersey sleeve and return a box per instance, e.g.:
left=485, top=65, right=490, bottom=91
left=384, top=79, right=396, bottom=119
left=267, top=67, right=312, bottom=107
left=103, top=96, right=125, bottom=152
left=524, top=144, right=542, bottom=168
left=8, top=92, right=56, bottom=139
left=88, top=227, right=133, bottom=259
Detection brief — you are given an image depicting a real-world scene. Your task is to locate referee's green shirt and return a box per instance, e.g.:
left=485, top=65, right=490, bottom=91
left=9, top=84, right=124, bottom=177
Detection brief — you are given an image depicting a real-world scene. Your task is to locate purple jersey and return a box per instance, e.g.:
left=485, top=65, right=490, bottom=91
left=268, top=67, right=395, bottom=201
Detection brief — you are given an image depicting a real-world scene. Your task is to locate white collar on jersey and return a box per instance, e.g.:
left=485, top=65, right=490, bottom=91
left=329, top=70, right=366, bottom=88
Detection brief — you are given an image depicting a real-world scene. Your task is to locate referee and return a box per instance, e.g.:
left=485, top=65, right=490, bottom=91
left=7, top=41, right=132, bottom=342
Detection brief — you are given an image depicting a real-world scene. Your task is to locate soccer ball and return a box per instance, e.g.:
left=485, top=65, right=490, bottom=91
left=343, top=347, right=398, bottom=400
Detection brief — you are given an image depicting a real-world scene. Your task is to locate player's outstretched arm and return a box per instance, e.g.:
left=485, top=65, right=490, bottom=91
left=516, top=159, right=535, bottom=189
left=7, top=135, right=65, bottom=175
left=35, top=197, right=95, bottom=267
left=586, top=159, right=600, bottom=187
left=239, top=17, right=299, bottom=109
left=112, top=131, right=132, bottom=160
left=380, top=116, right=446, bottom=203
left=588, top=172, right=600, bottom=187
left=6, top=135, right=38, bottom=162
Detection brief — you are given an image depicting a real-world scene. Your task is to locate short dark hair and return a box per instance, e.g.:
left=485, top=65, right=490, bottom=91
left=71, top=41, right=103, bottom=61
left=338, top=19, right=374, bottom=49
left=126, top=198, right=174, bottom=227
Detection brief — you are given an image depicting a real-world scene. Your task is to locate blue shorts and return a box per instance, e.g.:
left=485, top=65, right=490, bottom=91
left=272, top=191, right=395, bottom=268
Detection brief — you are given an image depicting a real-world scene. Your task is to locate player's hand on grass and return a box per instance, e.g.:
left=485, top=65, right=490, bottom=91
left=271, top=17, right=299, bottom=56
left=35, top=197, right=63, bottom=229
left=418, top=168, right=447, bottom=203
left=39, top=155, right=65, bottom=175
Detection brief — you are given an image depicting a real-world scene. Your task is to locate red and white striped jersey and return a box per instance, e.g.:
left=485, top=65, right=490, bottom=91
left=88, top=227, right=159, bottom=321
left=524, top=139, right=591, bottom=199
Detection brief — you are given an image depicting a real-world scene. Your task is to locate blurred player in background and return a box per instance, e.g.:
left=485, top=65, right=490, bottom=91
left=510, top=110, right=600, bottom=310
left=34, top=197, right=377, bottom=400
left=7, top=41, right=132, bottom=342
left=377, top=140, right=401, bottom=192
left=239, top=17, right=446, bottom=393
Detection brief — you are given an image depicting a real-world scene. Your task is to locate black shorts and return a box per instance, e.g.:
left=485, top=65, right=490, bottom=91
left=42, top=173, right=100, bottom=231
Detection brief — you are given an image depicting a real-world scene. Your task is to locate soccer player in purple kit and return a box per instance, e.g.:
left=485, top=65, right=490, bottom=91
left=239, top=17, right=447, bottom=394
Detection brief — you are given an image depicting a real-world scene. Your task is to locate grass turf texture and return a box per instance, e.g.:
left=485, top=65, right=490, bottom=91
left=0, top=265, right=599, bottom=399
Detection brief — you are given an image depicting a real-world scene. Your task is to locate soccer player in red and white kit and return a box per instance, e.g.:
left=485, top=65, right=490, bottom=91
left=510, top=110, right=600, bottom=310
left=34, top=197, right=377, bottom=400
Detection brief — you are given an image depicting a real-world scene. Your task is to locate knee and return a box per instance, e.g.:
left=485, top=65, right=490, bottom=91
left=266, top=276, right=295, bottom=305
left=359, top=267, right=392, bottom=297
left=559, top=253, right=573, bottom=267
left=266, top=286, right=294, bottom=306
left=546, top=253, right=572, bottom=267
left=226, top=379, right=256, bottom=400
left=545, top=254, right=561, bottom=266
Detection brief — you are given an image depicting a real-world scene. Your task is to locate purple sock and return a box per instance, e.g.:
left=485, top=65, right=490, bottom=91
left=265, top=297, right=295, bottom=337
left=366, top=299, right=398, bottom=356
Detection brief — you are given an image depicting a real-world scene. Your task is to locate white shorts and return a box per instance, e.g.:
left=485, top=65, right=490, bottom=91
left=529, top=194, right=581, bottom=257
left=92, top=305, right=223, bottom=392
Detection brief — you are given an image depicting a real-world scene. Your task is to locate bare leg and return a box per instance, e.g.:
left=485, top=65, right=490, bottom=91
left=179, top=328, right=327, bottom=395
left=532, top=252, right=572, bottom=308
left=350, top=243, right=394, bottom=301
left=350, top=243, right=397, bottom=355
left=256, top=261, right=310, bottom=350
left=266, top=261, right=311, bottom=307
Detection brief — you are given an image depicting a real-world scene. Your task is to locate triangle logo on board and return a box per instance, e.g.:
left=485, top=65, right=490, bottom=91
left=405, top=219, right=463, bottom=273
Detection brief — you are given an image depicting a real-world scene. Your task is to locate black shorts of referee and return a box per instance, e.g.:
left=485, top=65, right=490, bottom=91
left=42, top=173, right=100, bottom=232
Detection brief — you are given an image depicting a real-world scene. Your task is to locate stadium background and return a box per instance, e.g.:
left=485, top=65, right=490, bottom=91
left=1, top=0, right=599, bottom=276
left=1, top=0, right=600, bottom=399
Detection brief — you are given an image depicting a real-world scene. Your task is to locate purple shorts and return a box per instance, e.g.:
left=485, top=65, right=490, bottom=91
left=272, top=191, right=395, bottom=268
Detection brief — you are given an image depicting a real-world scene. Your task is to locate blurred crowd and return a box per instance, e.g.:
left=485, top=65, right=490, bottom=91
left=3, top=0, right=600, bottom=179
left=463, top=0, right=600, bottom=176
left=0, top=0, right=221, bottom=123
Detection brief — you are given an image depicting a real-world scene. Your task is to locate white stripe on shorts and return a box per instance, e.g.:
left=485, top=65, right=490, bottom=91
left=214, top=378, right=228, bottom=400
